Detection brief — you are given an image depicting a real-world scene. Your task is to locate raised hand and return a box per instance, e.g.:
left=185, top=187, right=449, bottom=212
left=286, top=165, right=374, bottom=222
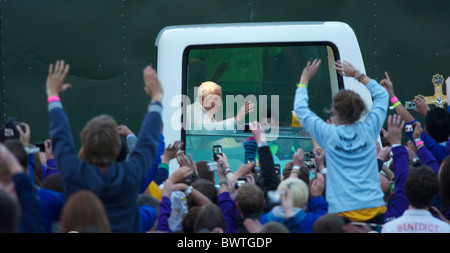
left=310, top=173, right=325, bottom=198
left=413, top=96, right=430, bottom=117
left=249, top=121, right=266, bottom=146
left=334, top=60, right=356, bottom=77
left=235, top=101, right=255, bottom=122
left=44, top=139, right=54, bottom=160
left=143, top=65, right=163, bottom=103
left=412, top=121, right=423, bottom=141
left=300, top=58, right=321, bottom=84
left=292, top=148, right=304, bottom=167
left=46, top=60, right=71, bottom=97
left=16, top=122, right=31, bottom=146
left=381, top=114, right=405, bottom=145
left=117, top=124, right=135, bottom=137
left=380, top=71, right=395, bottom=99
left=161, top=140, right=183, bottom=164
left=176, top=151, right=197, bottom=171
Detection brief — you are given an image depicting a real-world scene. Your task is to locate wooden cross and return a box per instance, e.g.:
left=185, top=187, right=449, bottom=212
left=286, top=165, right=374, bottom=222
left=416, top=74, right=447, bottom=108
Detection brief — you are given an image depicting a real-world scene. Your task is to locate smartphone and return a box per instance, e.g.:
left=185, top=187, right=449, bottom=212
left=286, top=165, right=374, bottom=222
left=405, top=101, right=416, bottom=110
left=213, top=145, right=222, bottom=161
left=36, top=141, right=46, bottom=152
left=304, top=151, right=315, bottom=161
left=207, top=162, right=218, bottom=172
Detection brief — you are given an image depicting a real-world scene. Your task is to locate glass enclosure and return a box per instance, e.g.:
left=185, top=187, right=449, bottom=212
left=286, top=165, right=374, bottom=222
left=182, top=43, right=342, bottom=180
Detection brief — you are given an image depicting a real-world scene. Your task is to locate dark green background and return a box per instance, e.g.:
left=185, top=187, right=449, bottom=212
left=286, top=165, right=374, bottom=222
left=1, top=0, right=448, bottom=148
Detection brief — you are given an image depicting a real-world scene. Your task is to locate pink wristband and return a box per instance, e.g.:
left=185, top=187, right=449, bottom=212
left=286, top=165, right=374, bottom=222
left=47, top=96, right=61, bottom=103
left=390, top=96, right=399, bottom=104
left=415, top=140, right=424, bottom=147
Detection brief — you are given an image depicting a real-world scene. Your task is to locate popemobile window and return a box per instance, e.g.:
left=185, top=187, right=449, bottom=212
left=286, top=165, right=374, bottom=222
left=183, top=44, right=341, bottom=180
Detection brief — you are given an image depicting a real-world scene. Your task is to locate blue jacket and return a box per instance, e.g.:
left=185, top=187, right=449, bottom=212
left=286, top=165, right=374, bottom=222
left=14, top=173, right=44, bottom=233
left=36, top=188, right=65, bottom=233
left=48, top=100, right=162, bottom=233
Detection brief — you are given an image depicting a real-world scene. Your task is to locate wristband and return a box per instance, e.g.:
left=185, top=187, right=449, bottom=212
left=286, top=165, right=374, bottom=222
left=297, top=83, right=307, bottom=88
left=415, top=140, right=424, bottom=147
left=357, top=73, right=366, bottom=82
left=392, top=101, right=401, bottom=109
left=47, top=96, right=60, bottom=103
left=390, top=96, right=399, bottom=104
left=292, top=166, right=300, bottom=170
left=414, top=138, right=422, bottom=143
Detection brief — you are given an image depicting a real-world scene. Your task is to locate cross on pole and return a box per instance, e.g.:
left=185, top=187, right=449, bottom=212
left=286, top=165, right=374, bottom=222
left=416, top=74, right=447, bottom=108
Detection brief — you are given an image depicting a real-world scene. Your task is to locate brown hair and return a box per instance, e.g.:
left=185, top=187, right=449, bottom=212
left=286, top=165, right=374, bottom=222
left=59, top=190, right=111, bottom=233
left=80, top=115, right=121, bottom=167
left=196, top=161, right=215, bottom=183
left=193, top=203, right=225, bottom=233
left=282, top=161, right=310, bottom=185
left=235, top=183, right=265, bottom=217
left=332, top=90, right=367, bottom=125
left=182, top=206, right=200, bottom=233
left=190, top=178, right=218, bottom=207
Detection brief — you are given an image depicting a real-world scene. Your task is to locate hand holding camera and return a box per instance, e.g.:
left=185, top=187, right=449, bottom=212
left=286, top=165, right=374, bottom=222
left=412, top=121, right=423, bottom=141
left=0, top=117, right=26, bottom=143
left=312, top=148, right=325, bottom=171
left=412, top=96, right=430, bottom=117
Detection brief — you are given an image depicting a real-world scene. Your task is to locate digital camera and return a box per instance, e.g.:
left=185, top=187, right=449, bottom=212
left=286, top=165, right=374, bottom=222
left=0, top=117, right=25, bottom=142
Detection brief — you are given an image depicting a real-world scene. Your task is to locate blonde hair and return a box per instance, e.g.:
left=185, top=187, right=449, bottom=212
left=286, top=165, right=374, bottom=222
left=277, top=177, right=309, bottom=209
left=196, top=81, right=222, bottom=101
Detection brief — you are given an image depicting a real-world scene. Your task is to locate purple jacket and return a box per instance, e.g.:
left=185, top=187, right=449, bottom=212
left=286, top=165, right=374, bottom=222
left=384, top=146, right=410, bottom=223
left=217, top=192, right=237, bottom=233
left=41, top=159, right=59, bottom=181
left=156, top=196, right=173, bottom=233
left=417, top=145, right=440, bottom=174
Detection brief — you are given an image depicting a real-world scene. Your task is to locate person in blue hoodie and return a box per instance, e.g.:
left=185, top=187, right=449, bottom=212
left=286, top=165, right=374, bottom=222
left=294, top=59, right=389, bottom=223
left=46, top=60, right=163, bottom=233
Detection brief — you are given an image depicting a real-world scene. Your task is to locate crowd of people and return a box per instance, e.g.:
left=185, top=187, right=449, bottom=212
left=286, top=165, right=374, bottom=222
left=0, top=58, right=449, bottom=234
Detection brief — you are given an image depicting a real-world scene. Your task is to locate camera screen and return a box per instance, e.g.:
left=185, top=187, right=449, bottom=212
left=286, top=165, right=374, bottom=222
left=213, top=146, right=222, bottom=154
